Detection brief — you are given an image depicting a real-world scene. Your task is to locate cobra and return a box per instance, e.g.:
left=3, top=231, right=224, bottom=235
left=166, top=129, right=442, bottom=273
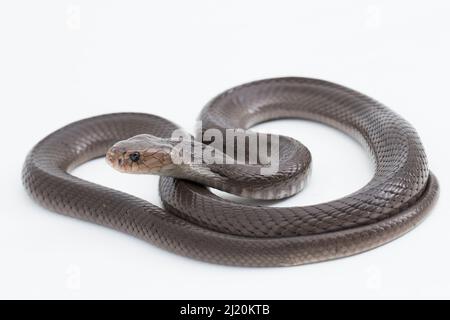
left=22, top=77, right=439, bottom=267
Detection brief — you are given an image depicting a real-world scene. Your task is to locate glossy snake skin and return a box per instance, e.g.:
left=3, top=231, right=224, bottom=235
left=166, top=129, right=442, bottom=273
left=22, top=77, right=439, bottom=267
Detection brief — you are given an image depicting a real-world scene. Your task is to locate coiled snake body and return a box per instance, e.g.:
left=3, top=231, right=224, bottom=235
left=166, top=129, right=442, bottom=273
left=22, top=77, right=439, bottom=267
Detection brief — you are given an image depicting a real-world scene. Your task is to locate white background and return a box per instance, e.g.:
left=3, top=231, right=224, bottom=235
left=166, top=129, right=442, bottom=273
left=0, top=0, right=448, bottom=299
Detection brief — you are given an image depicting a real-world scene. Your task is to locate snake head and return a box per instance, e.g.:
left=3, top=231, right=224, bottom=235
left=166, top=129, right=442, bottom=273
left=106, top=134, right=175, bottom=174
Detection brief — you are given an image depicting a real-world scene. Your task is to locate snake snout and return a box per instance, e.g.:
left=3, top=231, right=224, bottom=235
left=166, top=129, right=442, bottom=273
left=106, top=146, right=125, bottom=170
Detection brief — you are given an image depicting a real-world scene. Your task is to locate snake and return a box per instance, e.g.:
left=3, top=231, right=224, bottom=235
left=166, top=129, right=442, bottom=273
left=22, top=77, right=439, bottom=267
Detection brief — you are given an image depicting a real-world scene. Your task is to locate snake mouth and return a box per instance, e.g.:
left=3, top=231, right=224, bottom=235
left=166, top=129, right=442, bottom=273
left=105, top=146, right=137, bottom=173
left=106, top=146, right=173, bottom=174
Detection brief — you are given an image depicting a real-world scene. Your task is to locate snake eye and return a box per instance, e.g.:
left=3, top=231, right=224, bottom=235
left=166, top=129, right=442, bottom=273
left=129, top=152, right=141, bottom=162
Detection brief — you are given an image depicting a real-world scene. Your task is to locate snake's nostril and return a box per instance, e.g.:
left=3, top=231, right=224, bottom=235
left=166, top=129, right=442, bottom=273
left=118, top=158, right=123, bottom=166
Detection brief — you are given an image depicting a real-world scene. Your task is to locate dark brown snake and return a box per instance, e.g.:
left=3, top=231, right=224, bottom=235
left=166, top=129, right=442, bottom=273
left=22, top=77, right=439, bottom=267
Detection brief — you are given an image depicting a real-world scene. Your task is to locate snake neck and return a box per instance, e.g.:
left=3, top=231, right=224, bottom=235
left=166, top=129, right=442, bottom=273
left=163, top=138, right=233, bottom=187
left=165, top=136, right=308, bottom=200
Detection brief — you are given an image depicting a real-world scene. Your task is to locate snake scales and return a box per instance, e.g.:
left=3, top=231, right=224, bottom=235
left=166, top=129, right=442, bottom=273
left=22, top=77, right=439, bottom=267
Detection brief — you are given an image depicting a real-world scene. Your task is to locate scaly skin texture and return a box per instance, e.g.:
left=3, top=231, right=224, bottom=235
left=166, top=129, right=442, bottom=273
left=22, top=77, right=439, bottom=267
